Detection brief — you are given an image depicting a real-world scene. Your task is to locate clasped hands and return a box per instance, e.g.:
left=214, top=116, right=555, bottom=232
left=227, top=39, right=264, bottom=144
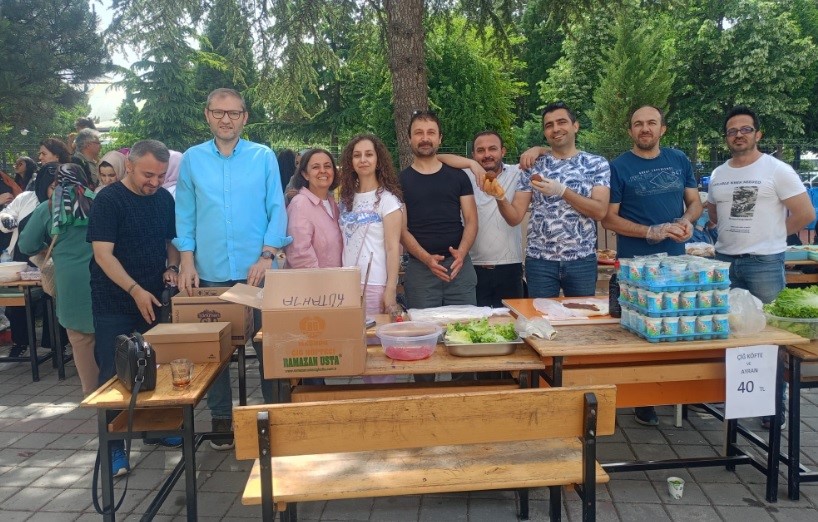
left=646, top=218, right=693, bottom=244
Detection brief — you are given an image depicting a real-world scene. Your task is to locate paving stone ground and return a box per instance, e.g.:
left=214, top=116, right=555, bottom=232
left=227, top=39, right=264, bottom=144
left=1, top=347, right=817, bottom=521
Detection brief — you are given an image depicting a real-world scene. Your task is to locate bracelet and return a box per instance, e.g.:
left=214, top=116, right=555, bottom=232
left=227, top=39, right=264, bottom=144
left=127, top=282, right=139, bottom=295
left=166, top=265, right=179, bottom=273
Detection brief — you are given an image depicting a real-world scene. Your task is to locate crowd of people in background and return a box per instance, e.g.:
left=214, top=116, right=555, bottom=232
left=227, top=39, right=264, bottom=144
left=0, top=88, right=808, bottom=475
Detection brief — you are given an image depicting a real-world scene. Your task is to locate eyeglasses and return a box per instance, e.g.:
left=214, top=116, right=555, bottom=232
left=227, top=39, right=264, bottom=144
left=725, top=126, right=755, bottom=138
left=208, top=109, right=245, bottom=120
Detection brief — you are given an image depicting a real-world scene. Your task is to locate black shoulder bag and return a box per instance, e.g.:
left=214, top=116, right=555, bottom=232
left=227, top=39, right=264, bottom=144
left=92, top=332, right=157, bottom=515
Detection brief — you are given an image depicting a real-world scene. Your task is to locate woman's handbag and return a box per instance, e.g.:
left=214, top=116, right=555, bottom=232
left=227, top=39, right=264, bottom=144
left=114, top=331, right=157, bottom=392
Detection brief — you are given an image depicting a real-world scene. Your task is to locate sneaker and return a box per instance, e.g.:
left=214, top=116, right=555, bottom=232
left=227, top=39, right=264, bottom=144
left=143, top=436, right=183, bottom=448
left=111, top=447, right=130, bottom=478
left=634, top=406, right=659, bottom=426
left=209, top=418, right=234, bottom=451
left=761, top=415, right=786, bottom=430
left=8, top=344, right=27, bottom=357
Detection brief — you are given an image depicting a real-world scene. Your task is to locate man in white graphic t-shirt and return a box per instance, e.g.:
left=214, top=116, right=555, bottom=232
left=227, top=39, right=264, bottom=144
left=707, top=105, right=814, bottom=304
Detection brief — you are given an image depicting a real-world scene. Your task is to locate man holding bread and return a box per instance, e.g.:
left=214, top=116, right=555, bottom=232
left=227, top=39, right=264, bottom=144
left=496, top=101, right=610, bottom=297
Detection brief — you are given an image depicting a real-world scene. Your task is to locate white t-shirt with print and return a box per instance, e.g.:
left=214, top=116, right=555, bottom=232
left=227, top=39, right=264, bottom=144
left=339, top=189, right=403, bottom=285
left=707, top=154, right=805, bottom=255
left=464, top=165, right=523, bottom=265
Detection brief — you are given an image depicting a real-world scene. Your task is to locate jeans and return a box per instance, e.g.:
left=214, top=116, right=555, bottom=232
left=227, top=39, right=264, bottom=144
left=94, top=313, right=153, bottom=387
left=716, top=252, right=785, bottom=304
left=474, top=263, right=524, bottom=308
left=525, top=254, right=598, bottom=298
left=200, top=279, right=273, bottom=420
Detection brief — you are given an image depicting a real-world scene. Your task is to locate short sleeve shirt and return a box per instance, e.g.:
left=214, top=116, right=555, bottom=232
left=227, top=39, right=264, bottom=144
left=87, top=182, right=176, bottom=315
left=339, top=189, right=402, bottom=285
left=518, top=151, right=610, bottom=261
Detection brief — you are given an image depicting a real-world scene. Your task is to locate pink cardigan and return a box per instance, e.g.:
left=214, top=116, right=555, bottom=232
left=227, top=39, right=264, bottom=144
left=285, top=187, right=343, bottom=268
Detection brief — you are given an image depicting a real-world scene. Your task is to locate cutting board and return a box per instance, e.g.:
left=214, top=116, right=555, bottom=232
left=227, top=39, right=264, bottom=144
left=502, top=298, right=621, bottom=326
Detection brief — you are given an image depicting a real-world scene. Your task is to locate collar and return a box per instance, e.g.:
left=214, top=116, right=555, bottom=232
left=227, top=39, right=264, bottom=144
left=209, top=138, right=244, bottom=159
left=76, top=151, right=98, bottom=165
left=299, top=186, right=332, bottom=206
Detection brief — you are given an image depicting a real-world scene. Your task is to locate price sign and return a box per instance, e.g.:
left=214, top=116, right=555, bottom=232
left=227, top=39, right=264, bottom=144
left=725, top=345, right=778, bottom=419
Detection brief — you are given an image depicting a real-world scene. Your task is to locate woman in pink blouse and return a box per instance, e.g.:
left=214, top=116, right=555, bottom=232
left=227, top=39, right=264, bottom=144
left=284, top=149, right=343, bottom=268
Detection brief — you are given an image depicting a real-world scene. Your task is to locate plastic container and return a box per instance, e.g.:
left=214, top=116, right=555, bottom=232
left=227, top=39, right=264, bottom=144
left=376, top=321, right=442, bottom=361
left=765, top=313, right=818, bottom=340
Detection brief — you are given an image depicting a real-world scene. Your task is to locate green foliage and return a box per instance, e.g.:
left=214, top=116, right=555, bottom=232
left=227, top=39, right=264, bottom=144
left=0, top=0, right=110, bottom=133
left=585, top=10, right=675, bottom=158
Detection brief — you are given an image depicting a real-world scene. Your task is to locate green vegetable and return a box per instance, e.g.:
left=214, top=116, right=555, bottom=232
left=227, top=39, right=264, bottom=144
left=763, top=286, right=818, bottom=318
left=445, top=319, right=518, bottom=344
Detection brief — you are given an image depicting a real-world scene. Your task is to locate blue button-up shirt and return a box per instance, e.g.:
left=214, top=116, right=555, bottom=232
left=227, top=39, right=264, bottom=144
left=173, top=138, right=292, bottom=282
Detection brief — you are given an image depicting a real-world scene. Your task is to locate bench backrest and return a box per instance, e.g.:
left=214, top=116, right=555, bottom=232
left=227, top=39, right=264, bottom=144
left=234, top=385, right=616, bottom=460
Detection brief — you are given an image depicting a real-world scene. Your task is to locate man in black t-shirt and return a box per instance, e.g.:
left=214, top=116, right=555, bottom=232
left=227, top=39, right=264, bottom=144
left=87, top=139, right=180, bottom=477
left=399, top=110, right=478, bottom=308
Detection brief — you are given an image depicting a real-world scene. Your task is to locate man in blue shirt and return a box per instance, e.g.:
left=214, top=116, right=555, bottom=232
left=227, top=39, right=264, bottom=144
left=175, top=88, right=291, bottom=450
left=602, top=105, right=702, bottom=427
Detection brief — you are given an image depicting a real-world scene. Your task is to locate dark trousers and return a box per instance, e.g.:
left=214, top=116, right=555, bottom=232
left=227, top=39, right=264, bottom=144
left=474, top=263, right=524, bottom=308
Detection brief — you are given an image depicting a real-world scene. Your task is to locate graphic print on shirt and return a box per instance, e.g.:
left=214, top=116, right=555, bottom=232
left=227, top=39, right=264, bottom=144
left=729, top=186, right=758, bottom=218
left=632, top=167, right=684, bottom=197
left=339, top=200, right=380, bottom=261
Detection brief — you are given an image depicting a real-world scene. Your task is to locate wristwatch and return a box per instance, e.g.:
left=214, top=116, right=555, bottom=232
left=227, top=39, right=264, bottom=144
left=260, top=251, right=275, bottom=260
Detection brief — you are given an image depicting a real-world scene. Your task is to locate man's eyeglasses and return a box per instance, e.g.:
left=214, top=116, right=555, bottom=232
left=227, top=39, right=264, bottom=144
left=725, top=126, right=755, bottom=138
left=208, top=109, right=245, bottom=120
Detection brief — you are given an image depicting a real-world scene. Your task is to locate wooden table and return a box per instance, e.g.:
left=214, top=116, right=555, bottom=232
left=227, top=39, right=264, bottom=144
left=784, top=340, right=818, bottom=500
left=0, top=279, right=66, bottom=381
left=503, top=297, right=806, bottom=503
left=785, top=259, right=818, bottom=284
left=82, top=359, right=232, bottom=521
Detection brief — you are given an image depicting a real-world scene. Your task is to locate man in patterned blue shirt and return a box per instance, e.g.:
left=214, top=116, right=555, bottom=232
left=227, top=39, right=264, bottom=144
left=497, top=101, right=610, bottom=297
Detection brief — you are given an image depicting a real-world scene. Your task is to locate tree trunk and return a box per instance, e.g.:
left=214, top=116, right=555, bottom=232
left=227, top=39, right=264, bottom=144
left=383, top=0, right=427, bottom=170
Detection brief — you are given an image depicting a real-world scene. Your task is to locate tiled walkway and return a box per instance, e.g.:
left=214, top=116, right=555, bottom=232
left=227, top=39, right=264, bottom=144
left=1, top=350, right=817, bottom=521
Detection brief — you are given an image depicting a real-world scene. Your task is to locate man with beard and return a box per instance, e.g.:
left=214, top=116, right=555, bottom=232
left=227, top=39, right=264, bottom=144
left=602, top=104, right=702, bottom=426
left=497, top=101, right=610, bottom=298
left=438, top=131, right=523, bottom=307
left=707, top=106, right=813, bottom=304
left=399, top=110, right=478, bottom=311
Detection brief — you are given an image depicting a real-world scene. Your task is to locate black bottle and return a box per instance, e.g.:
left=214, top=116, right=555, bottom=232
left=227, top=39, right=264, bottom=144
left=609, top=261, right=621, bottom=318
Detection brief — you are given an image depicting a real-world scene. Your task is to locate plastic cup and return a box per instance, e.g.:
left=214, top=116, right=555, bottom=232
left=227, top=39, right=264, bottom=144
left=644, top=260, right=661, bottom=283
left=713, top=288, right=729, bottom=309
left=679, top=316, right=696, bottom=338
left=696, top=315, right=714, bottom=334
left=661, top=317, right=679, bottom=336
left=662, top=291, right=680, bottom=312
left=646, top=291, right=663, bottom=312
left=713, top=314, right=730, bottom=334
left=712, top=261, right=731, bottom=283
left=619, top=283, right=631, bottom=304
left=667, top=477, right=685, bottom=499
left=697, top=290, right=714, bottom=309
left=644, top=317, right=663, bottom=338
left=636, top=288, right=648, bottom=308
left=618, top=259, right=632, bottom=281
left=629, top=259, right=645, bottom=281
left=680, top=291, right=697, bottom=310
left=170, top=358, right=194, bottom=388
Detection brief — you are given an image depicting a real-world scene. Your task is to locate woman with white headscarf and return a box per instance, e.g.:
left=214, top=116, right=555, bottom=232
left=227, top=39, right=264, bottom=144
left=162, top=150, right=183, bottom=199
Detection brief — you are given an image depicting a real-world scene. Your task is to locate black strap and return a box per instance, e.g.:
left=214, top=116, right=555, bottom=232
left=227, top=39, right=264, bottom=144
left=92, top=335, right=147, bottom=515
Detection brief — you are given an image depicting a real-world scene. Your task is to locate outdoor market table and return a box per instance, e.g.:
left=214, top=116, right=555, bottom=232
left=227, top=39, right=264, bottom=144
left=784, top=340, right=818, bottom=500
left=503, top=298, right=806, bottom=503
left=0, top=279, right=67, bottom=381
left=81, top=357, right=243, bottom=521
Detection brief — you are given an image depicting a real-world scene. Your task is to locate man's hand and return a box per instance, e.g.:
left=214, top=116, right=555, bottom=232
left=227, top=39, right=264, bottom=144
left=671, top=218, right=694, bottom=242
left=163, top=268, right=178, bottom=286
left=178, top=258, right=199, bottom=296
left=425, top=253, right=451, bottom=282
left=1, top=216, right=17, bottom=230
left=531, top=178, right=566, bottom=198
left=132, top=286, right=161, bottom=323
left=646, top=223, right=686, bottom=244
left=518, top=146, right=550, bottom=170
left=448, top=246, right=467, bottom=279
left=247, top=257, right=273, bottom=287
left=0, top=193, right=13, bottom=206
left=471, top=163, right=487, bottom=191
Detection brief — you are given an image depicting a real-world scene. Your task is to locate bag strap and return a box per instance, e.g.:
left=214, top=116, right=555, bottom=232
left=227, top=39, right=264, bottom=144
left=92, top=332, right=147, bottom=514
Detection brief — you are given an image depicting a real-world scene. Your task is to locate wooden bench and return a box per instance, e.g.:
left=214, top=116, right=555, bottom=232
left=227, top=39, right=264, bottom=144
left=234, top=385, right=616, bottom=521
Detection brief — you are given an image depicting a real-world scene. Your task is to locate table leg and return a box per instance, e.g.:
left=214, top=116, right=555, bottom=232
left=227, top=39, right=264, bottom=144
left=764, top=347, right=785, bottom=503
left=98, top=410, right=115, bottom=522
left=183, top=405, right=197, bottom=521
left=788, top=354, right=802, bottom=501
left=23, top=286, right=39, bottom=381
left=46, top=297, right=65, bottom=378
left=237, top=344, right=247, bottom=406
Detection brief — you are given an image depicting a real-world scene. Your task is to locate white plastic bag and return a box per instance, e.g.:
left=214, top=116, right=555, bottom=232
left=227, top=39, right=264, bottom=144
left=728, top=288, right=766, bottom=336
left=514, top=315, right=557, bottom=340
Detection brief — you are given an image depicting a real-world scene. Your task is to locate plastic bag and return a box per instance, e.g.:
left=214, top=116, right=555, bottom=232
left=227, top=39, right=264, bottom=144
left=407, top=305, right=509, bottom=325
left=728, top=288, right=766, bottom=336
left=515, top=315, right=557, bottom=340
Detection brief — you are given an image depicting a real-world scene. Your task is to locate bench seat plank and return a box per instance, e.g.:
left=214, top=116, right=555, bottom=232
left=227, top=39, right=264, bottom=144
left=242, top=438, right=609, bottom=506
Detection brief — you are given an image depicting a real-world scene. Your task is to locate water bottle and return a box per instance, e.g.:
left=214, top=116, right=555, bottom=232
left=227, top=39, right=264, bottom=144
left=0, top=249, right=11, bottom=263
left=609, top=261, right=621, bottom=318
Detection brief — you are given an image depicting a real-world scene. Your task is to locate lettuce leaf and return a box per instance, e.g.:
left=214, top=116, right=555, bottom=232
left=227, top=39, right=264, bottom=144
left=445, top=319, right=518, bottom=343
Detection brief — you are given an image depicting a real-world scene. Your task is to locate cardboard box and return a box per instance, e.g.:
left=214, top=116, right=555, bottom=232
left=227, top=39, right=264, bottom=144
left=143, top=322, right=233, bottom=364
left=172, top=287, right=253, bottom=345
left=219, top=268, right=366, bottom=379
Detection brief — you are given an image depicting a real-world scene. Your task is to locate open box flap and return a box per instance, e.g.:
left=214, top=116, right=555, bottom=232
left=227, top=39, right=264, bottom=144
left=218, top=283, right=263, bottom=310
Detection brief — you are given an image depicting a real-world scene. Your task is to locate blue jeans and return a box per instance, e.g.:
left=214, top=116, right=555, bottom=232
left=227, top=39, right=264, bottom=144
left=525, top=254, right=598, bottom=298
left=716, top=252, right=785, bottom=304
left=94, top=313, right=153, bottom=387
left=200, top=279, right=273, bottom=420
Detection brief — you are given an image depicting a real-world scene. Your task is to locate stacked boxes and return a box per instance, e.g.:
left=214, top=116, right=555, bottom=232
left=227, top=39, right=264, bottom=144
left=618, top=255, right=731, bottom=343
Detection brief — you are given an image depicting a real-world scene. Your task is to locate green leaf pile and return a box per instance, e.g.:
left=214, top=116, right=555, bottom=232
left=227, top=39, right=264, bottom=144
left=763, top=286, right=818, bottom=318
left=445, top=319, right=518, bottom=344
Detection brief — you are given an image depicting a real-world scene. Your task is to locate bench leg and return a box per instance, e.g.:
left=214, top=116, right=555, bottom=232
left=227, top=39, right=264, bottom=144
left=280, top=503, right=297, bottom=522
left=549, top=486, right=561, bottom=521
left=517, top=488, right=529, bottom=520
